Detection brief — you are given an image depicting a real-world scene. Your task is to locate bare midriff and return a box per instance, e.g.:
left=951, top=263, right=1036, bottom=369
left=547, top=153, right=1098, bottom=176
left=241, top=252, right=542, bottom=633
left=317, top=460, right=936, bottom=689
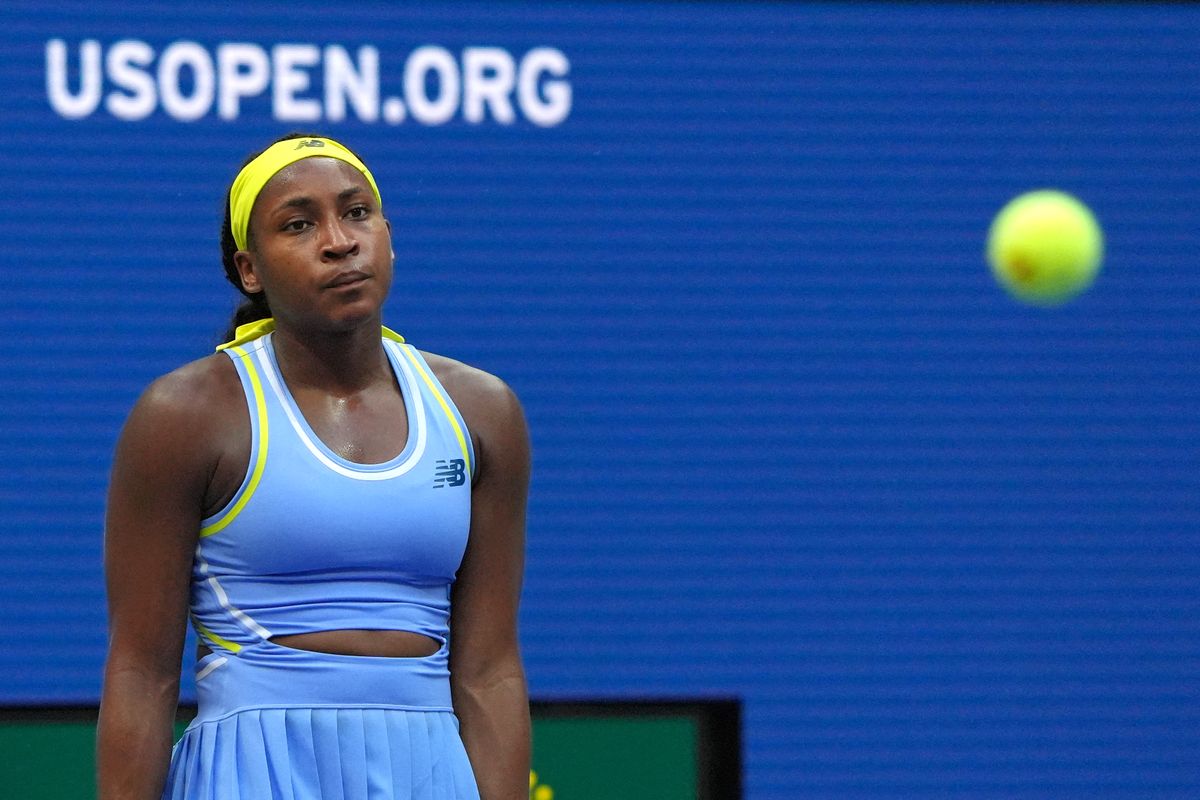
left=197, top=629, right=441, bottom=660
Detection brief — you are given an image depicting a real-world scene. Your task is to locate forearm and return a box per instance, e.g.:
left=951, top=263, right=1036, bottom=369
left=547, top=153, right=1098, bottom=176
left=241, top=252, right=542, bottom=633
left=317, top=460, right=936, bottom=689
left=96, top=666, right=180, bottom=800
left=453, top=666, right=531, bottom=800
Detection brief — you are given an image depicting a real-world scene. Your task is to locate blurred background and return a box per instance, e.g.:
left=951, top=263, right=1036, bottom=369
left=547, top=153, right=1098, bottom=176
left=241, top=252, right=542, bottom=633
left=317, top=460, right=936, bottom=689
left=1, top=2, right=1198, bottom=797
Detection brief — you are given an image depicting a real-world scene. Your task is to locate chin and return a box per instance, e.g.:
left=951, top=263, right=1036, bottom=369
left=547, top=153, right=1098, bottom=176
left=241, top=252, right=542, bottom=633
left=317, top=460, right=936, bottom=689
left=322, top=304, right=383, bottom=333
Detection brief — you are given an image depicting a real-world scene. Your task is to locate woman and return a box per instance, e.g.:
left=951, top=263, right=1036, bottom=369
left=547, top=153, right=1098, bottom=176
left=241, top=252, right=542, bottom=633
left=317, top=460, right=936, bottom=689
left=97, top=134, right=531, bottom=799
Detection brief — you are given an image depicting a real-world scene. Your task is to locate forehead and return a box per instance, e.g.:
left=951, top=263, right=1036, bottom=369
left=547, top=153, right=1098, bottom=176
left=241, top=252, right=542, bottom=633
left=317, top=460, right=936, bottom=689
left=255, top=157, right=373, bottom=208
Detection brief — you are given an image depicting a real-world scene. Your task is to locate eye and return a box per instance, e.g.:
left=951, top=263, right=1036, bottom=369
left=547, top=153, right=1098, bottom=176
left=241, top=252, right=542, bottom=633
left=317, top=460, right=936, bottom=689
left=282, top=218, right=312, bottom=233
left=346, top=205, right=371, bottom=220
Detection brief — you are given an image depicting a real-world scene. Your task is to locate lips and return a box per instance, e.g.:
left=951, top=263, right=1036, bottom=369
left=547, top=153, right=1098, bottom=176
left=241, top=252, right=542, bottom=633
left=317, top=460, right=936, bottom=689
left=325, top=270, right=369, bottom=289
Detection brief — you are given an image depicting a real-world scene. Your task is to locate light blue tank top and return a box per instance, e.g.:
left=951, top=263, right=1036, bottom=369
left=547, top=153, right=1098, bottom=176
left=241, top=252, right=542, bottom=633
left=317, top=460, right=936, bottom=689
left=189, top=327, right=475, bottom=656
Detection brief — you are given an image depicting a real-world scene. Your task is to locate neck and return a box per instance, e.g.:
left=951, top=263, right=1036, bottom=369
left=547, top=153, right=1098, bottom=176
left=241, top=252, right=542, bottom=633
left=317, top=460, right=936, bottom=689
left=269, top=317, right=390, bottom=395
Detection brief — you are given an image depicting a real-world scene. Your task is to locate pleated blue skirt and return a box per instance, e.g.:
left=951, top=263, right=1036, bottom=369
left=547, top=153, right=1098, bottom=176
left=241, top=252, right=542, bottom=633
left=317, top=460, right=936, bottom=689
left=162, top=640, right=480, bottom=800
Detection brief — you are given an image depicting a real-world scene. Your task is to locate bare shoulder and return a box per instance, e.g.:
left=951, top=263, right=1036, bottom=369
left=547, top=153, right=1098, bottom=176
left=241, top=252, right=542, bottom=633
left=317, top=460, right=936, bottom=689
left=420, top=351, right=529, bottom=471
left=131, top=352, right=242, bottom=429
left=421, top=351, right=522, bottom=422
left=117, top=352, right=246, bottom=479
left=110, top=351, right=249, bottom=524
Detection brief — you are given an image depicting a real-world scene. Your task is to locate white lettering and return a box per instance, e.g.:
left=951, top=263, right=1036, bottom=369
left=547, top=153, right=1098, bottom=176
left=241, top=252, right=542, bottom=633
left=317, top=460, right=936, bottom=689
left=462, top=47, right=515, bottom=125
left=104, top=39, right=156, bottom=121
left=272, top=43, right=321, bottom=122
left=217, top=43, right=270, bottom=121
left=518, top=48, right=571, bottom=127
left=404, top=46, right=459, bottom=126
left=45, top=39, right=102, bottom=119
left=45, top=40, right=572, bottom=126
left=324, top=45, right=379, bottom=123
left=158, top=41, right=215, bottom=122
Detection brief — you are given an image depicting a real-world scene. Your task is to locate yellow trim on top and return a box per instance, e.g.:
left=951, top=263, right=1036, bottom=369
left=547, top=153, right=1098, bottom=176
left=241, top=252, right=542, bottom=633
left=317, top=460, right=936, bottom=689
left=200, top=345, right=268, bottom=537
left=216, top=318, right=406, bottom=352
left=398, top=345, right=472, bottom=477
left=216, top=318, right=276, bottom=351
left=193, top=618, right=243, bottom=654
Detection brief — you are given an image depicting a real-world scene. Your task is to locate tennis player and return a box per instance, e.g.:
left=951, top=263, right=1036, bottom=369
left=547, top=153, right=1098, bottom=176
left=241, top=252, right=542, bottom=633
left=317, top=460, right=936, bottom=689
left=97, top=134, right=530, bottom=799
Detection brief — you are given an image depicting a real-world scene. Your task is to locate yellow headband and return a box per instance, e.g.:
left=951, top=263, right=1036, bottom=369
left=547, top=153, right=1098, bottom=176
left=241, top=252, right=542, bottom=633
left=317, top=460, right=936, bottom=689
left=229, top=136, right=383, bottom=250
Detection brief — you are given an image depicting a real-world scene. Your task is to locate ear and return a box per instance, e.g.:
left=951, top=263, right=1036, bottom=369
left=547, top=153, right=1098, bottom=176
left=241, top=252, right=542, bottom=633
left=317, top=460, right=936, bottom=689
left=385, top=218, right=395, bottom=262
left=234, top=250, right=264, bottom=294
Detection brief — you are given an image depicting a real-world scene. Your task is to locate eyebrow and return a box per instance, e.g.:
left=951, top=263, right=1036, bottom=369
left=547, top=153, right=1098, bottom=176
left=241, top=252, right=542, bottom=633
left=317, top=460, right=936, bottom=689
left=276, top=186, right=371, bottom=211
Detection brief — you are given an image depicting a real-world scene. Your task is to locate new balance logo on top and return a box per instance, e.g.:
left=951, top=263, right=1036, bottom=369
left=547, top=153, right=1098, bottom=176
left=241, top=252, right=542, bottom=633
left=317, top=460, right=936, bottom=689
left=433, top=459, right=466, bottom=488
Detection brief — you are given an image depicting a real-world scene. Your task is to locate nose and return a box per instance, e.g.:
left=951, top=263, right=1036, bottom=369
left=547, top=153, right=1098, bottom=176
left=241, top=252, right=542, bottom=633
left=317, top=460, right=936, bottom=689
left=322, top=220, right=359, bottom=261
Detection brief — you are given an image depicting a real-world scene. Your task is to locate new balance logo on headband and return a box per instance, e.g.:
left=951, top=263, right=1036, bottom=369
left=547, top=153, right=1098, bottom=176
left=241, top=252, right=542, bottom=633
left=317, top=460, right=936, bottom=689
left=293, top=139, right=326, bottom=149
left=433, top=459, right=466, bottom=488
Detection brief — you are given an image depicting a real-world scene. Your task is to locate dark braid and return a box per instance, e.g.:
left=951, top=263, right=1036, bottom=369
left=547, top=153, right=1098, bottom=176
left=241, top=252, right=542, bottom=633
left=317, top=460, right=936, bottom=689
left=219, top=190, right=272, bottom=342
left=219, top=131, right=331, bottom=342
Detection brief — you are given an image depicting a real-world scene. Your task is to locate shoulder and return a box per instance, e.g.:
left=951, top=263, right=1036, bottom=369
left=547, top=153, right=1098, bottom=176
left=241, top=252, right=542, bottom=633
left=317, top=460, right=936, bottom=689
left=420, top=351, right=529, bottom=475
left=119, top=353, right=244, bottom=460
left=110, top=352, right=247, bottom=511
left=133, top=352, right=241, bottom=424
left=421, top=351, right=519, bottom=415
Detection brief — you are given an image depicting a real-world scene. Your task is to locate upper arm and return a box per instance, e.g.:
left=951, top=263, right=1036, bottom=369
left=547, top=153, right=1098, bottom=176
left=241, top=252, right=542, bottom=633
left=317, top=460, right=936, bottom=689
left=439, top=363, right=531, bottom=681
left=104, top=361, right=232, bottom=679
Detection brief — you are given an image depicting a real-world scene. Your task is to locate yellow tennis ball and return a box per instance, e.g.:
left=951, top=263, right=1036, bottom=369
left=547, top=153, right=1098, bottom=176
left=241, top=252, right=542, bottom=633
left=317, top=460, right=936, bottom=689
left=986, top=189, right=1104, bottom=306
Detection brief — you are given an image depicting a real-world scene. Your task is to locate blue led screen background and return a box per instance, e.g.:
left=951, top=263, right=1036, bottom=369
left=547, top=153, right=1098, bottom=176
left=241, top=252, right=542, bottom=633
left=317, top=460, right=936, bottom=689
left=1, top=3, right=1198, bottom=797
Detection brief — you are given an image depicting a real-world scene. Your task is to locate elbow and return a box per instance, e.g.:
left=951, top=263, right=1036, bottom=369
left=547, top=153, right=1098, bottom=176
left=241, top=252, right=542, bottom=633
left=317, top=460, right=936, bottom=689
left=450, top=646, right=527, bottom=708
left=101, top=656, right=183, bottom=708
left=452, top=657, right=527, bottom=697
left=451, top=636, right=524, bottom=683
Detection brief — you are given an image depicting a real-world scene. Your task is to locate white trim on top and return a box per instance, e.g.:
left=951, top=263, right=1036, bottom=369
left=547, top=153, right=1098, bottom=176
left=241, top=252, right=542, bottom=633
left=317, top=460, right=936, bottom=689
left=195, top=656, right=228, bottom=682
left=253, top=338, right=428, bottom=481
left=195, top=547, right=273, bottom=641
